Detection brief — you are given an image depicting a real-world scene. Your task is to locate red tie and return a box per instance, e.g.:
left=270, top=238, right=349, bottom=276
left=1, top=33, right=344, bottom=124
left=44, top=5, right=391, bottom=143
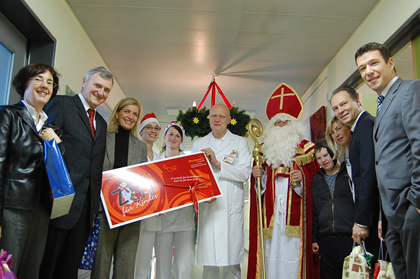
left=88, top=109, right=95, bottom=138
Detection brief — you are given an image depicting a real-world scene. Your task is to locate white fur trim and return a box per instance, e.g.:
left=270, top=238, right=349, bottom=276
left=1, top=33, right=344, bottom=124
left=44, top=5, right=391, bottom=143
left=139, top=118, right=160, bottom=133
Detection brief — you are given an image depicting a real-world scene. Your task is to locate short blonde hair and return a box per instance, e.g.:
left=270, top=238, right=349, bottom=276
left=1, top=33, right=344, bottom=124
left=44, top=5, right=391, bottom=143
left=107, top=97, right=142, bottom=138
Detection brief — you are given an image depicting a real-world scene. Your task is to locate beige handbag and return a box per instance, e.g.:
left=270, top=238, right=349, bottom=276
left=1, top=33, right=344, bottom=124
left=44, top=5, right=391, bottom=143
left=373, top=242, right=395, bottom=279
left=342, top=242, right=372, bottom=279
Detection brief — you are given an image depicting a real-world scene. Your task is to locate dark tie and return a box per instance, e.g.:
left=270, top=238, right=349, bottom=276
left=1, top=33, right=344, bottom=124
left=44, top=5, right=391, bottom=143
left=377, top=95, right=385, bottom=112
left=88, top=108, right=95, bottom=138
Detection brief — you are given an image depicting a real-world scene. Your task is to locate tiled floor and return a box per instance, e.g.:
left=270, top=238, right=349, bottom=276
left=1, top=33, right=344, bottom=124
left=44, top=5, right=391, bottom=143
left=77, top=248, right=248, bottom=278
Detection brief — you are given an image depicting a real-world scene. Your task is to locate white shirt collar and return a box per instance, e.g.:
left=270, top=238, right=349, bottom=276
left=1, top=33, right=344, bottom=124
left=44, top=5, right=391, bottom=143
left=211, top=130, right=229, bottom=140
left=380, top=76, right=399, bottom=99
left=78, top=93, right=96, bottom=115
left=21, top=100, right=48, bottom=132
left=351, top=110, right=365, bottom=132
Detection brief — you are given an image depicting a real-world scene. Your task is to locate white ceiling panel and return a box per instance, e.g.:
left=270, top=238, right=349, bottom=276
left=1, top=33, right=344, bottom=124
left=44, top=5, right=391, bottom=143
left=66, top=0, right=379, bottom=150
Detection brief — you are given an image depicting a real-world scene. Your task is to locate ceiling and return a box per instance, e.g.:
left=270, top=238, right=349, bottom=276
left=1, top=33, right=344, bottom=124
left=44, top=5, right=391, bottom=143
left=66, top=0, right=379, bottom=150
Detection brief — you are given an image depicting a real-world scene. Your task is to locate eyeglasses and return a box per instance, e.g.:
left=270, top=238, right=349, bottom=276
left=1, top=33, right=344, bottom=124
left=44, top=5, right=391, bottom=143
left=145, top=125, right=161, bottom=131
left=30, top=76, right=57, bottom=88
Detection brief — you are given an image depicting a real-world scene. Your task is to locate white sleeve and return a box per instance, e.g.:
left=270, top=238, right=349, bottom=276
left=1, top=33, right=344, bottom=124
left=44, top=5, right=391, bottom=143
left=254, top=170, right=267, bottom=195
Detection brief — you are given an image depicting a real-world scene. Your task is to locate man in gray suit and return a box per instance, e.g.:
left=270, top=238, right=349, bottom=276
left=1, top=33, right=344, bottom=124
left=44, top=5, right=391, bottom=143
left=40, top=67, right=113, bottom=279
left=355, top=42, right=420, bottom=279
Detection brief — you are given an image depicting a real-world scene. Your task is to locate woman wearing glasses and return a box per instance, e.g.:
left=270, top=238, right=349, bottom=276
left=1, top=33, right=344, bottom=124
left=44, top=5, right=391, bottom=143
left=138, top=113, right=161, bottom=161
left=135, top=113, right=162, bottom=278
left=0, top=63, right=62, bottom=279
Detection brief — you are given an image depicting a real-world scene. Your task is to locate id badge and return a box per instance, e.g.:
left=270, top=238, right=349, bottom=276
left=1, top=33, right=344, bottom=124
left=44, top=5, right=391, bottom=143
left=223, top=150, right=237, bottom=164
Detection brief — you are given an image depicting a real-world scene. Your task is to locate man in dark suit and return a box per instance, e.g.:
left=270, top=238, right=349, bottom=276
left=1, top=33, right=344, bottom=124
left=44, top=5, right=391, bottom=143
left=330, top=86, right=380, bottom=261
left=355, top=42, right=420, bottom=279
left=39, top=66, right=113, bottom=279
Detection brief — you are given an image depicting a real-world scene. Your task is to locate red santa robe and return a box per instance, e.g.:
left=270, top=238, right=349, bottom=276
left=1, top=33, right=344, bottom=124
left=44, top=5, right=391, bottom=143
left=247, top=140, right=320, bottom=279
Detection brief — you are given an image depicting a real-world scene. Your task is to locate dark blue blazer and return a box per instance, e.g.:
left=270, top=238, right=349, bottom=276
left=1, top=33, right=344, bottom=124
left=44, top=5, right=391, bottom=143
left=349, top=111, right=380, bottom=229
left=44, top=95, right=106, bottom=230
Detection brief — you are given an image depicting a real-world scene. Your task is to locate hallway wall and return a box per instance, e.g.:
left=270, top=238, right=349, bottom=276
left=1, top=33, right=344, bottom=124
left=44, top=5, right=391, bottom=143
left=23, top=0, right=126, bottom=109
left=301, top=0, right=420, bottom=121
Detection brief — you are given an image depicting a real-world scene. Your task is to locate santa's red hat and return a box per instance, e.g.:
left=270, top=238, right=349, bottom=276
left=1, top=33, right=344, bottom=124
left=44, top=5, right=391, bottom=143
left=139, top=112, right=160, bottom=132
left=265, top=82, right=304, bottom=121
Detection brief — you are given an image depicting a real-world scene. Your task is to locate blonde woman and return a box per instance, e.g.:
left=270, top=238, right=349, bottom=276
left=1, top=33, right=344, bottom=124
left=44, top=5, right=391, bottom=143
left=91, top=97, right=147, bottom=279
left=325, top=116, right=352, bottom=161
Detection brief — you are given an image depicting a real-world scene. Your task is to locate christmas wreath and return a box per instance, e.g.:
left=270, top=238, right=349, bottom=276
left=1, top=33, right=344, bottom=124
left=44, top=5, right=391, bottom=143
left=176, top=106, right=251, bottom=140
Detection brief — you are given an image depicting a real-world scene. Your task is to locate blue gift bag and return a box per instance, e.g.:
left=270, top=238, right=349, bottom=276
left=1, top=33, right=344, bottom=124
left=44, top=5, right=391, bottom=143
left=44, top=139, right=75, bottom=219
left=79, top=217, right=101, bottom=270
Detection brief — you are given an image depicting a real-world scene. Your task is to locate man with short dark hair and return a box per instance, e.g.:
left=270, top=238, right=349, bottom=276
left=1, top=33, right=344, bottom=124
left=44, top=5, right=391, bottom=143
left=40, top=66, right=113, bottom=279
left=330, top=86, right=379, bottom=263
left=355, top=42, right=420, bottom=279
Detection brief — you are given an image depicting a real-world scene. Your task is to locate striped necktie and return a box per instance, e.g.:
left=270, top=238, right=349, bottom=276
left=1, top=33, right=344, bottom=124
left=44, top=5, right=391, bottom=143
left=377, top=95, right=385, bottom=112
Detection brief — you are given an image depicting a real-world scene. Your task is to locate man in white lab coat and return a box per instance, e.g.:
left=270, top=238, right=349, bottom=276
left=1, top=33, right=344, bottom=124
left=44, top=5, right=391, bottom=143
left=192, top=103, right=252, bottom=279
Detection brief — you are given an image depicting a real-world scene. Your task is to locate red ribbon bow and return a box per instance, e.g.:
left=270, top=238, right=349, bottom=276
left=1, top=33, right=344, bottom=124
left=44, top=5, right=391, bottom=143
left=164, top=180, right=211, bottom=227
left=197, top=79, right=232, bottom=109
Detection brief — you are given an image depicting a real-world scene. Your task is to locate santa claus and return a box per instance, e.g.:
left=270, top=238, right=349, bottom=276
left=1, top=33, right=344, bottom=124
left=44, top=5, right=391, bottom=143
left=247, top=83, right=319, bottom=279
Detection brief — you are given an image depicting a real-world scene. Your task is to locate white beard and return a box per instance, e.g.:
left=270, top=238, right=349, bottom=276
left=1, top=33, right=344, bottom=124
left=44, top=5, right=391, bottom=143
left=262, top=115, right=305, bottom=169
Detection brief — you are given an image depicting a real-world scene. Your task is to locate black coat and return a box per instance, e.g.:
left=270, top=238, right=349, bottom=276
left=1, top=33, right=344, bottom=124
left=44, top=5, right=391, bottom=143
left=312, top=163, right=354, bottom=240
left=0, top=101, right=55, bottom=223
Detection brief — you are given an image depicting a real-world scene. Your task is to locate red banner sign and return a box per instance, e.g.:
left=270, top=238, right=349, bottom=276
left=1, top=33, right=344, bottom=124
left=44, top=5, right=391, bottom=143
left=101, top=152, right=221, bottom=229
